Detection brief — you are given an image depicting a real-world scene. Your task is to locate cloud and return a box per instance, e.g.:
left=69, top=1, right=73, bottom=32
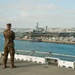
left=47, top=4, right=57, bottom=10
left=21, top=12, right=29, bottom=17
left=65, top=10, right=75, bottom=14
left=29, top=4, right=57, bottom=10
left=0, top=3, right=58, bottom=11
left=0, top=0, right=75, bottom=28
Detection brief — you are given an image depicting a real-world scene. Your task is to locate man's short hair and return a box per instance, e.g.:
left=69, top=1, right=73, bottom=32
left=6, top=23, right=11, bottom=26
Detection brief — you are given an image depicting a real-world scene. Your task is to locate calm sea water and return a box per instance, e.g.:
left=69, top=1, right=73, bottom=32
left=0, top=33, right=75, bottom=56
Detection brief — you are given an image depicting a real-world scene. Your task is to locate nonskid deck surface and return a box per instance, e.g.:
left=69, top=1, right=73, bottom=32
left=0, top=58, right=75, bottom=75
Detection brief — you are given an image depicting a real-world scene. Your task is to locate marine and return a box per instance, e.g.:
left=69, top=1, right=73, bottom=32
left=3, top=23, right=16, bottom=69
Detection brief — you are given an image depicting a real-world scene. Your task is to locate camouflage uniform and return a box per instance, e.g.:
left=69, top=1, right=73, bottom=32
left=3, top=29, right=15, bottom=68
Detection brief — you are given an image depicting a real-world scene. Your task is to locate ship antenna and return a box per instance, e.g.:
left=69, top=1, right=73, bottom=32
left=36, top=22, right=39, bottom=29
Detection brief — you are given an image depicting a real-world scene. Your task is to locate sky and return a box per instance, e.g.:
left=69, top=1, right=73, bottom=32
left=0, top=0, right=75, bottom=28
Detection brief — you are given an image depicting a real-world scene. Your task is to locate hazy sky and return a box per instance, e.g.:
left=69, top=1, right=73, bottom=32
left=0, top=0, right=75, bottom=28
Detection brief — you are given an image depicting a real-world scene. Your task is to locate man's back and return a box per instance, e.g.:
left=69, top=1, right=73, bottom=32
left=4, top=29, right=15, bottom=47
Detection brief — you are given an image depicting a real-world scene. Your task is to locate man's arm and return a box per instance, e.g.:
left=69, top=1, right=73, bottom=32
left=3, top=31, right=6, bottom=39
left=12, top=31, right=15, bottom=40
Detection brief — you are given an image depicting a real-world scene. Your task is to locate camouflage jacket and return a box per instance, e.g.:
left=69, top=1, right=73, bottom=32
left=3, top=29, right=15, bottom=47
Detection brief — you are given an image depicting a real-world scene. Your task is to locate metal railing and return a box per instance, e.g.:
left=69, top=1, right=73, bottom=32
left=15, top=50, right=75, bottom=61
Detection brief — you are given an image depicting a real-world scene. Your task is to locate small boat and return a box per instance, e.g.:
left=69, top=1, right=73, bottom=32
left=30, top=38, right=42, bottom=42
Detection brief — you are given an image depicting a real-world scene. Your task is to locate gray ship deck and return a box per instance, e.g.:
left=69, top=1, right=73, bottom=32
left=0, top=57, right=75, bottom=75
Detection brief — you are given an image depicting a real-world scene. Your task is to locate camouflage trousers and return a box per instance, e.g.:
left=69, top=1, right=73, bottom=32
left=3, top=46, right=15, bottom=66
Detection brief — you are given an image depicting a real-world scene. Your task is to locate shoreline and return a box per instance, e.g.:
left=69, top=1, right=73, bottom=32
left=15, top=38, right=75, bottom=45
left=42, top=40, right=75, bottom=45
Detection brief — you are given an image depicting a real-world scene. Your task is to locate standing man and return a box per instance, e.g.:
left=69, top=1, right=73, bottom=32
left=3, top=23, right=16, bottom=69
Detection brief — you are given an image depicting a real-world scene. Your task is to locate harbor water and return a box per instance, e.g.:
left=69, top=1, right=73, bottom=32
left=0, top=33, right=75, bottom=56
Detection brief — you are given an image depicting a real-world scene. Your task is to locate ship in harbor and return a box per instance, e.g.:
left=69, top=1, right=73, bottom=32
left=28, top=23, right=44, bottom=42
left=25, top=23, right=75, bottom=43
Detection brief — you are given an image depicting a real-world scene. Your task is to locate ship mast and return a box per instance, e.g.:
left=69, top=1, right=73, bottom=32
left=36, top=22, right=39, bottom=29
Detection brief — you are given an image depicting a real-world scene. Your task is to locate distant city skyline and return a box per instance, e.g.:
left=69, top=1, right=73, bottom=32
left=0, top=0, right=75, bottom=28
